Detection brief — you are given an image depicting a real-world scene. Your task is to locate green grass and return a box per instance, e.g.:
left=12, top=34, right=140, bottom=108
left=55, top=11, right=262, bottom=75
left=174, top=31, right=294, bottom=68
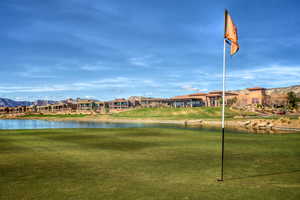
left=0, top=128, right=299, bottom=200
left=112, top=107, right=257, bottom=119
left=253, top=114, right=300, bottom=120
left=20, top=114, right=88, bottom=118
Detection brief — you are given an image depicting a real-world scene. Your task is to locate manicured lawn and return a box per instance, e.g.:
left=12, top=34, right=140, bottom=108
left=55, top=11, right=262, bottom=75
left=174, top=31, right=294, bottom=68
left=112, top=107, right=258, bottom=119
left=0, top=128, right=299, bottom=200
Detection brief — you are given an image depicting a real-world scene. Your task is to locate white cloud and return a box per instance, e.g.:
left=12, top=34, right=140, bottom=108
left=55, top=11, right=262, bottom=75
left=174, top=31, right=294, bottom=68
left=181, top=85, right=208, bottom=92
left=80, top=63, right=111, bottom=71
left=17, top=65, right=57, bottom=78
left=92, top=77, right=131, bottom=84
left=129, top=57, right=148, bottom=67
left=84, top=95, right=96, bottom=99
left=203, top=64, right=299, bottom=90
left=229, top=65, right=300, bottom=78
left=0, top=85, right=78, bottom=93
left=227, top=65, right=300, bottom=85
left=3, top=65, right=299, bottom=100
left=0, top=77, right=161, bottom=94
left=128, top=55, right=162, bottom=67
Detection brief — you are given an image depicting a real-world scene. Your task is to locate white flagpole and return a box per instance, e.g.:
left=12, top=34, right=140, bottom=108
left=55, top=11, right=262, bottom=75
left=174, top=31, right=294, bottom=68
left=217, top=9, right=228, bottom=182
left=219, top=9, right=239, bottom=181
left=219, top=38, right=227, bottom=182
left=222, top=40, right=226, bottom=130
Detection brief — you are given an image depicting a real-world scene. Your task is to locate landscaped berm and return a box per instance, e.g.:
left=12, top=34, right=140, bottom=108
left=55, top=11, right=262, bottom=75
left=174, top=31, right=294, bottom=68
left=0, top=128, right=299, bottom=200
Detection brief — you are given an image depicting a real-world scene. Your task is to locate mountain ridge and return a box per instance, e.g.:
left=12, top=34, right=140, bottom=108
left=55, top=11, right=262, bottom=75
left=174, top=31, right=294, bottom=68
left=0, top=98, right=57, bottom=107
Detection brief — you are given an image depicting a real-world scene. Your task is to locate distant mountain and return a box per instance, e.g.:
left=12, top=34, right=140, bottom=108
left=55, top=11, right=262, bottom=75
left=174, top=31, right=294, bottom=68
left=0, top=98, right=33, bottom=107
left=34, top=100, right=57, bottom=106
left=231, top=85, right=300, bottom=97
left=266, top=85, right=300, bottom=97
left=0, top=98, right=57, bottom=107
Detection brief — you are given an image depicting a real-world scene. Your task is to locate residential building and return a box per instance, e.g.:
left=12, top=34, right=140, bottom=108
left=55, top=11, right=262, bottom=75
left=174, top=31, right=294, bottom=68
left=236, top=87, right=267, bottom=106
left=170, top=93, right=207, bottom=107
left=76, top=99, right=96, bottom=111
left=206, top=91, right=238, bottom=107
left=108, top=99, right=129, bottom=110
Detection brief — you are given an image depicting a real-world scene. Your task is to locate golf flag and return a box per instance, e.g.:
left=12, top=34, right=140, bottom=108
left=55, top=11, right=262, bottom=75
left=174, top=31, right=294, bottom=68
left=224, top=10, right=239, bottom=55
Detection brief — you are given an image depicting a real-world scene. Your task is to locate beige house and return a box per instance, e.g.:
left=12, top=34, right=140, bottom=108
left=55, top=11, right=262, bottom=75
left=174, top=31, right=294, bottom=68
left=171, top=93, right=207, bottom=107
left=170, top=91, right=238, bottom=107
left=108, top=99, right=129, bottom=110
left=94, top=101, right=106, bottom=112
left=235, top=87, right=268, bottom=106
left=0, top=107, right=8, bottom=114
left=267, top=93, right=288, bottom=107
left=206, top=91, right=238, bottom=107
left=76, top=99, right=95, bottom=111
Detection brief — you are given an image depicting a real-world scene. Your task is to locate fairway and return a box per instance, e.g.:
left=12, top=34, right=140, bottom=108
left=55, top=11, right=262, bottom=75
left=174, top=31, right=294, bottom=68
left=0, top=128, right=299, bottom=200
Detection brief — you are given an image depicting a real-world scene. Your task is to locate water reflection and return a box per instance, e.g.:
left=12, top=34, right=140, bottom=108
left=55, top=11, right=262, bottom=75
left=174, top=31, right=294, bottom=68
left=0, top=119, right=298, bottom=134
left=0, top=119, right=152, bottom=130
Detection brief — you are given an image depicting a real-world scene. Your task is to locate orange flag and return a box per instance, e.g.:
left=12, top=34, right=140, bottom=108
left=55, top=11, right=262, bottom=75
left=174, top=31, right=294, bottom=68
left=224, top=10, right=239, bottom=55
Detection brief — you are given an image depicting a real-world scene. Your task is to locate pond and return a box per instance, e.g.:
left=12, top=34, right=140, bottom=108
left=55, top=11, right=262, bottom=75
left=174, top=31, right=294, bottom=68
left=0, top=119, right=190, bottom=130
left=0, top=119, right=298, bottom=134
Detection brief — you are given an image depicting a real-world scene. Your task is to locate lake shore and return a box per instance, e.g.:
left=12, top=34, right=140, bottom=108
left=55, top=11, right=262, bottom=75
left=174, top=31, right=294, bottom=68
left=2, top=114, right=300, bottom=133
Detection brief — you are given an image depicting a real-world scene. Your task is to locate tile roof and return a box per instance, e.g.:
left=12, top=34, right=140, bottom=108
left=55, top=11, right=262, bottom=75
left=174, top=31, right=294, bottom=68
left=207, top=92, right=238, bottom=97
left=171, top=95, right=206, bottom=100
left=112, top=99, right=128, bottom=102
left=247, top=87, right=266, bottom=91
left=77, top=100, right=94, bottom=103
left=188, top=92, right=207, bottom=96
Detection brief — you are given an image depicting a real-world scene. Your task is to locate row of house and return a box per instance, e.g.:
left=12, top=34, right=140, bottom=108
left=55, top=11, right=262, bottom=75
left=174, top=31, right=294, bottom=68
left=0, top=98, right=129, bottom=114
left=0, top=87, right=291, bottom=115
left=170, top=87, right=289, bottom=108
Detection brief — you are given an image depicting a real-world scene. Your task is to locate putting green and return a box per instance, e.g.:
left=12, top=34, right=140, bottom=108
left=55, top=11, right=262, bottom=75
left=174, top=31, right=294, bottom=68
left=0, top=128, right=299, bottom=200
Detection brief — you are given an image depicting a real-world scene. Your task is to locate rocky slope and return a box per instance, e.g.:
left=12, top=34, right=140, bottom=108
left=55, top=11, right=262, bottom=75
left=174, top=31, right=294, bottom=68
left=0, top=98, right=56, bottom=107
left=0, top=98, right=32, bottom=107
left=266, top=85, right=300, bottom=96
left=231, top=85, right=300, bottom=96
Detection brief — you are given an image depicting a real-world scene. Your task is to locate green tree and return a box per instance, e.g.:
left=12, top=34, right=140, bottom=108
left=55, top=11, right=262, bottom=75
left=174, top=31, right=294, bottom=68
left=226, top=97, right=237, bottom=106
left=287, top=91, right=297, bottom=109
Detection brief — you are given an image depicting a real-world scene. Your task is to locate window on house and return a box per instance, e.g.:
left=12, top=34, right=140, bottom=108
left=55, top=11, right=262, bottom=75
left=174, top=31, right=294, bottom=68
left=252, top=98, right=259, bottom=104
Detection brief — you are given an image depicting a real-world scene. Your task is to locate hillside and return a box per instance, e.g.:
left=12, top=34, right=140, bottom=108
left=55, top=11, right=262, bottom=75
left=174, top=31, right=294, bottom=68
left=266, top=85, right=300, bottom=96
left=232, top=85, right=300, bottom=97
left=0, top=98, right=56, bottom=107
left=0, top=98, right=32, bottom=107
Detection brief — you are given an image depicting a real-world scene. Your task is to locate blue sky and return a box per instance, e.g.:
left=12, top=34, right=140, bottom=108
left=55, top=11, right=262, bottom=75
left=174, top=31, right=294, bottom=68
left=1, top=0, right=300, bottom=101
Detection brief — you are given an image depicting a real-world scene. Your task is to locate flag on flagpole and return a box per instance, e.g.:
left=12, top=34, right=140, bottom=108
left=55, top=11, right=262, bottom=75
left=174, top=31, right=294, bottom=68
left=224, top=10, right=239, bottom=55
left=218, top=9, right=239, bottom=182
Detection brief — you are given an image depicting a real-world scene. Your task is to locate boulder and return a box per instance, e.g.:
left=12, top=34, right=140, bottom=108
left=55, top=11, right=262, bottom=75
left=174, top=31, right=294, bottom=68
left=257, top=122, right=268, bottom=129
left=251, top=121, right=257, bottom=126
left=187, top=120, right=203, bottom=125
left=242, top=121, right=251, bottom=126
left=278, top=117, right=292, bottom=124
left=233, top=116, right=244, bottom=119
left=266, top=123, right=274, bottom=129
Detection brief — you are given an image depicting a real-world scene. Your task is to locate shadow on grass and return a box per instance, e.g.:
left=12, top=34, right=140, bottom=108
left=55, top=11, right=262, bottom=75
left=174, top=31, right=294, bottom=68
left=118, top=130, right=177, bottom=137
left=86, top=140, right=161, bottom=151
left=45, top=135, right=161, bottom=151
left=227, top=169, right=300, bottom=180
left=0, top=138, right=32, bottom=153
